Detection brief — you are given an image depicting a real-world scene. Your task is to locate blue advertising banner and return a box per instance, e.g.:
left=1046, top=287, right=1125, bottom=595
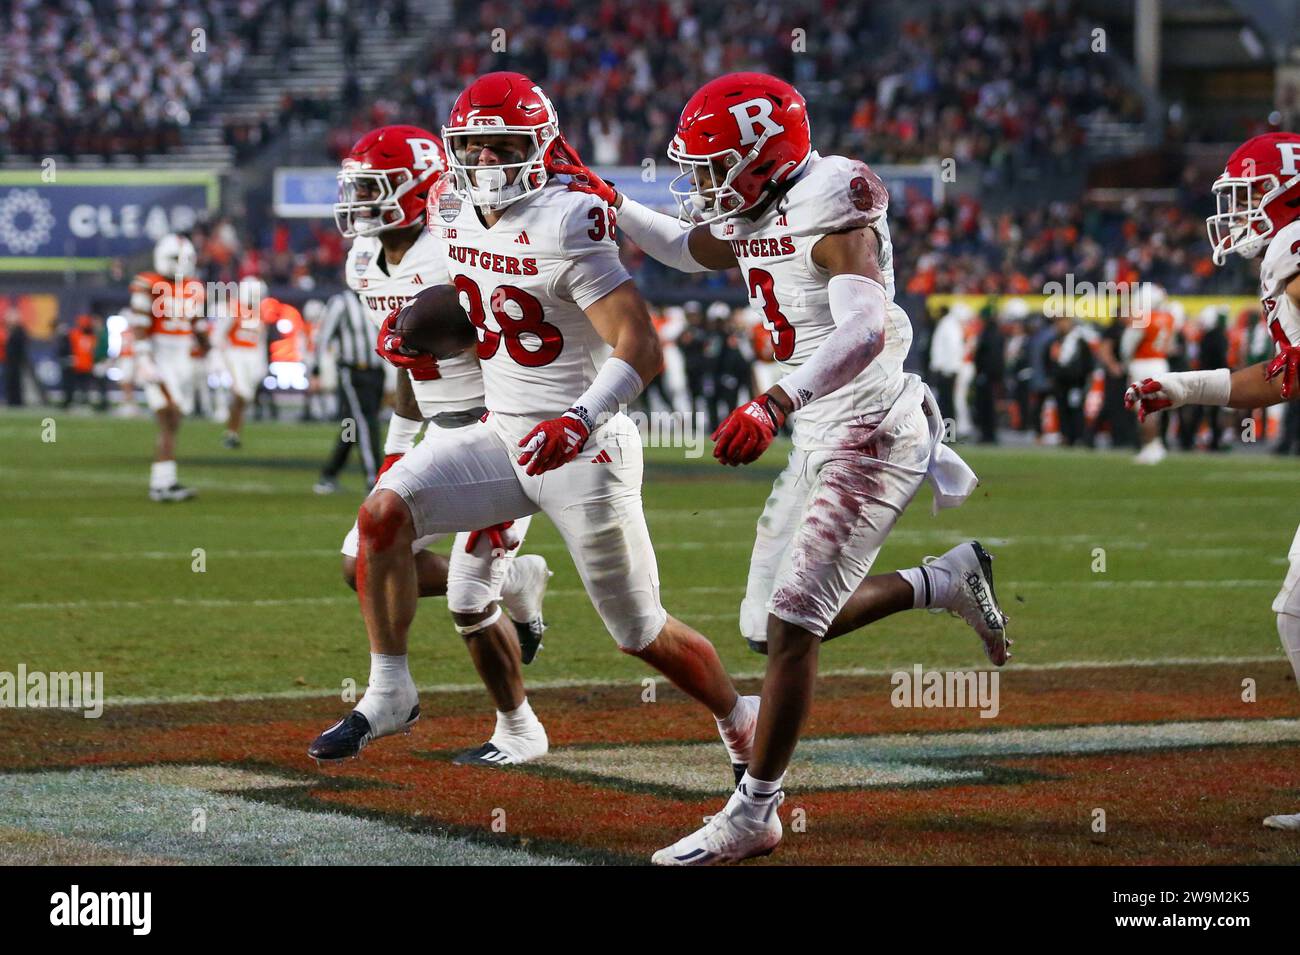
left=273, top=167, right=339, bottom=218
left=0, top=171, right=219, bottom=271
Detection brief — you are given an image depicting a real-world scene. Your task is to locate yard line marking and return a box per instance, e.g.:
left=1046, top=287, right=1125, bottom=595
left=544, top=718, right=1300, bottom=794
left=98, top=654, right=1289, bottom=707
left=5, top=579, right=1279, bottom=612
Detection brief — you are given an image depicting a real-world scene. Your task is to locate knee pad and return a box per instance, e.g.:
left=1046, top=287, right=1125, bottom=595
left=446, top=574, right=500, bottom=616
left=454, top=606, right=502, bottom=637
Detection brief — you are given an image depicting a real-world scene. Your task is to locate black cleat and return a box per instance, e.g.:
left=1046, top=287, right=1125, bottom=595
left=513, top=617, right=545, bottom=665
left=452, top=742, right=517, bottom=767
left=308, top=706, right=419, bottom=762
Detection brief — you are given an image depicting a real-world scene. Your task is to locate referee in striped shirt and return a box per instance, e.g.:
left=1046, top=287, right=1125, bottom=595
left=311, top=290, right=385, bottom=493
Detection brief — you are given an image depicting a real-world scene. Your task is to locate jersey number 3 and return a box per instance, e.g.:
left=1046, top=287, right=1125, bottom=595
left=453, top=275, right=564, bottom=367
left=748, top=268, right=795, bottom=361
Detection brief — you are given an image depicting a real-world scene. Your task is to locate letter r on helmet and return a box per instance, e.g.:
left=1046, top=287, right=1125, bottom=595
left=1279, top=141, right=1300, bottom=177
left=728, top=98, right=785, bottom=146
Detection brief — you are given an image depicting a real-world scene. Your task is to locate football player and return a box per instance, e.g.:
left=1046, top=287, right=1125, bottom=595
left=309, top=125, right=552, bottom=767
left=1127, top=131, right=1300, bottom=832
left=130, top=233, right=205, bottom=501
left=326, top=73, right=758, bottom=787
left=557, top=72, right=1012, bottom=864
left=1122, top=285, right=1177, bottom=464
left=212, top=277, right=270, bottom=449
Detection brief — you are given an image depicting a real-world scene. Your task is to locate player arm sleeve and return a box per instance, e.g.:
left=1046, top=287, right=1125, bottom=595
left=567, top=356, right=645, bottom=431
left=615, top=196, right=711, bottom=273
left=773, top=273, right=887, bottom=412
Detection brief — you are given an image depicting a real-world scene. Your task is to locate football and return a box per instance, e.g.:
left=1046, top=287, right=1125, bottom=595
left=392, top=284, right=476, bottom=357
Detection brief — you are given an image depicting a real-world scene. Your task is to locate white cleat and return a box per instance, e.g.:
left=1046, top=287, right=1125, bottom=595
left=1263, top=812, right=1300, bottom=831
left=925, top=541, right=1011, bottom=666
left=719, top=694, right=761, bottom=786
left=501, top=554, right=551, bottom=664
left=149, top=483, right=196, bottom=502
left=453, top=728, right=549, bottom=767
left=1134, top=440, right=1167, bottom=465
left=652, top=787, right=784, bottom=866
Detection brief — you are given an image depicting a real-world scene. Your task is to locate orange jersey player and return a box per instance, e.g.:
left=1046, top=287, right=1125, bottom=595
left=129, top=234, right=205, bottom=501
left=1122, top=292, right=1176, bottom=463
left=211, top=278, right=271, bottom=448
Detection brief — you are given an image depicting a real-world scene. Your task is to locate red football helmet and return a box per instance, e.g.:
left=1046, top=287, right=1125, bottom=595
left=442, top=72, right=560, bottom=209
left=668, top=73, right=812, bottom=226
left=334, top=125, right=447, bottom=238
left=1207, top=132, right=1300, bottom=264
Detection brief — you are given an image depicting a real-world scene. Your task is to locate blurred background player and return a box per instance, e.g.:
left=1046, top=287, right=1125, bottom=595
left=1122, top=285, right=1176, bottom=463
left=129, top=233, right=204, bottom=501
left=1127, top=131, right=1300, bottom=832
left=310, top=123, right=552, bottom=767
left=212, top=277, right=271, bottom=449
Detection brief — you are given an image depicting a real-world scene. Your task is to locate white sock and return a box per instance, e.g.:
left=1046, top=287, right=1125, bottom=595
left=898, top=566, right=947, bottom=609
left=716, top=695, right=745, bottom=732
left=367, top=652, right=413, bottom=692
left=736, top=770, right=783, bottom=819
left=494, top=698, right=541, bottom=738
left=150, top=459, right=176, bottom=489
left=1278, top=613, right=1300, bottom=685
left=355, top=653, right=417, bottom=730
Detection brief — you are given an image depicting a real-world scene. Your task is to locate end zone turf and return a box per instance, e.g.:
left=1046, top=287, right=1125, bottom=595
left=1, top=662, right=1298, bottom=866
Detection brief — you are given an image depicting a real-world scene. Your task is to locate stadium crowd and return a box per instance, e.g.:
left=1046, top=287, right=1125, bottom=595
left=328, top=0, right=1138, bottom=182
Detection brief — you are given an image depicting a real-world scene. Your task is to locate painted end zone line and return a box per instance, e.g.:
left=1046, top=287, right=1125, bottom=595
left=102, top=654, right=1289, bottom=708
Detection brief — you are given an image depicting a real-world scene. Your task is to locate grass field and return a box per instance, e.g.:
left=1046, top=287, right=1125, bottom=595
left=1, top=407, right=1298, bottom=865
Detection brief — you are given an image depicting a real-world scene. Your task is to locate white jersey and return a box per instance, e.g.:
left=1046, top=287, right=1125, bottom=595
left=345, top=227, right=484, bottom=416
left=711, top=152, right=912, bottom=450
left=1259, top=219, right=1300, bottom=350
left=431, top=179, right=630, bottom=431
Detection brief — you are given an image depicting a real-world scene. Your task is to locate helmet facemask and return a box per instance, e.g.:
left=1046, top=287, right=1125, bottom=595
left=667, top=130, right=802, bottom=227
left=443, top=126, right=556, bottom=210
left=334, top=164, right=434, bottom=238
left=1206, top=171, right=1298, bottom=264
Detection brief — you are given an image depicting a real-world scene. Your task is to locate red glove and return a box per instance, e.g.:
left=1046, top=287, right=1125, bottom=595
left=1267, top=344, right=1300, bottom=400
left=712, top=394, right=787, bottom=466
left=376, top=453, right=403, bottom=479
left=376, top=308, right=441, bottom=381
left=1123, top=378, right=1170, bottom=423
left=545, top=134, right=618, bottom=206
left=517, top=411, right=590, bottom=475
left=465, top=520, right=520, bottom=558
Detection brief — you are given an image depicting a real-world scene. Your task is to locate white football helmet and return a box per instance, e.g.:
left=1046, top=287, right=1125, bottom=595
left=154, top=234, right=197, bottom=278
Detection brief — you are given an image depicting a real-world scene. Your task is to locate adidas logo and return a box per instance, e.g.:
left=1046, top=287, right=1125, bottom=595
left=412, top=274, right=423, bottom=284
left=515, top=231, right=530, bottom=245
left=591, top=449, right=612, bottom=464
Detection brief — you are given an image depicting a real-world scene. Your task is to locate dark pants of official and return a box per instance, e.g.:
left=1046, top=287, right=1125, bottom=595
left=321, top=366, right=385, bottom=484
